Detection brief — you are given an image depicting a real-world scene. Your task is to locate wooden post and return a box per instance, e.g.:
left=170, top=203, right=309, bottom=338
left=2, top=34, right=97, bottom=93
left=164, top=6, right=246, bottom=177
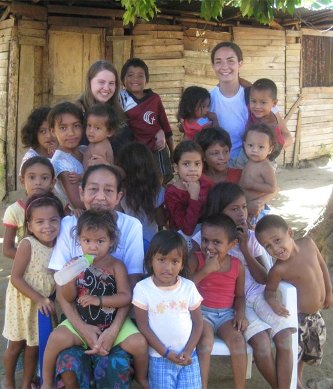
left=293, top=108, right=302, bottom=168
left=7, top=26, right=19, bottom=192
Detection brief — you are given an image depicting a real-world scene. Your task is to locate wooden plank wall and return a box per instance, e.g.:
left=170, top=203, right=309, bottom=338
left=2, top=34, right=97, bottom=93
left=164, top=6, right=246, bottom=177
left=132, top=23, right=184, bottom=142
left=0, top=19, right=13, bottom=198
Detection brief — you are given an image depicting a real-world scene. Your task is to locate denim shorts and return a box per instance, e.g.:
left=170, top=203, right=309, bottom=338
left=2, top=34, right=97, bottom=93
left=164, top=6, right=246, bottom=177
left=201, top=305, right=234, bottom=333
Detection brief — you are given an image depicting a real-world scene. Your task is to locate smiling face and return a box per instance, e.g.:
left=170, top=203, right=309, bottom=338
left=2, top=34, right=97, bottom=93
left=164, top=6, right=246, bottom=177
left=174, top=151, right=203, bottom=183
left=122, top=66, right=146, bottom=98
left=79, top=226, right=113, bottom=260
left=21, top=163, right=55, bottom=197
left=256, top=227, right=294, bottom=261
left=205, top=143, right=230, bottom=173
left=90, top=69, right=117, bottom=103
left=36, top=120, right=58, bottom=156
left=80, top=169, right=122, bottom=211
left=250, top=89, right=277, bottom=119
left=201, top=224, right=236, bottom=261
left=151, top=248, right=183, bottom=287
left=86, top=115, right=111, bottom=144
left=212, top=47, right=242, bottom=85
left=244, top=130, right=273, bottom=162
left=27, top=205, right=61, bottom=247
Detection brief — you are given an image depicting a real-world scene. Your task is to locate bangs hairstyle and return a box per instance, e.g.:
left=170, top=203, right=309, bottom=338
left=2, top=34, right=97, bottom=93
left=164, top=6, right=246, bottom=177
left=204, top=183, right=245, bottom=219
left=21, top=106, right=51, bottom=149
left=144, top=230, right=189, bottom=277
left=120, top=57, right=149, bottom=83
left=81, top=164, right=123, bottom=193
left=255, top=214, right=289, bottom=239
left=251, top=78, right=278, bottom=100
left=243, top=123, right=277, bottom=148
left=211, top=41, right=243, bottom=64
left=117, top=142, right=160, bottom=222
left=80, top=60, right=123, bottom=118
left=48, top=101, right=83, bottom=129
left=177, top=86, right=210, bottom=121
left=74, top=209, right=119, bottom=252
left=194, top=127, right=231, bottom=152
left=25, top=193, right=64, bottom=234
left=87, top=103, right=121, bottom=133
left=202, top=213, right=238, bottom=242
left=20, top=156, right=55, bottom=179
left=173, top=140, right=204, bottom=164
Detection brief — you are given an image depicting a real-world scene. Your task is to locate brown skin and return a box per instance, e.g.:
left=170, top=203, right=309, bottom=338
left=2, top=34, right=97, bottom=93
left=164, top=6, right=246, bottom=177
left=2, top=226, right=18, bottom=259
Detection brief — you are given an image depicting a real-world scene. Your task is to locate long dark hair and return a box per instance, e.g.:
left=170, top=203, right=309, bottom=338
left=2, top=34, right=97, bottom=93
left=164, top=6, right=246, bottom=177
left=117, top=142, right=161, bottom=222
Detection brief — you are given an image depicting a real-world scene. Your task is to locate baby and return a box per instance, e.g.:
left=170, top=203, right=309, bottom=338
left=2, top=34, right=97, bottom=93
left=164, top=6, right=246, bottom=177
left=83, top=104, right=120, bottom=168
left=239, top=123, right=277, bottom=223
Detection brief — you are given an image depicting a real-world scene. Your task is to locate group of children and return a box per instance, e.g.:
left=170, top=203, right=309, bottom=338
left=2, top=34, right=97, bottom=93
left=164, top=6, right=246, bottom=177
left=2, top=40, right=332, bottom=389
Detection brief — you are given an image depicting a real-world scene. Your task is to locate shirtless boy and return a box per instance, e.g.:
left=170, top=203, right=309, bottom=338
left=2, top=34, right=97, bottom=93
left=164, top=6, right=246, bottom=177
left=255, top=215, right=333, bottom=389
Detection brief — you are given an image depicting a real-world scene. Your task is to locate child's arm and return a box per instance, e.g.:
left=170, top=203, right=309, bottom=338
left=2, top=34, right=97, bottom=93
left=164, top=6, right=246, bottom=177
left=206, top=111, right=219, bottom=127
left=233, top=263, right=248, bottom=331
left=134, top=306, right=179, bottom=364
left=314, top=241, right=333, bottom=309
left=61, top=278, right=77, bottom=303
left=275, top=112, right=293, bottom=149
left=189, top=252, right=221, bottom=285
left=264, top=266, right=290, bottom=317
left=237, top=227, right=267, bottom=284
left=58, top=172, right=85, bottom=209
left=2, top=226, right=17, bottom=259
left=177, top=306, right=203, bottom=365
left=78, top=260, right=132, bottom=308
left=11, top=239, right=55, bottom=316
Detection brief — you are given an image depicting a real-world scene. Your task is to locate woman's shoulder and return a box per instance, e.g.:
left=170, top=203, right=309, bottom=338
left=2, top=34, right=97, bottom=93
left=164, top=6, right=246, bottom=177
left=116, top=210, right=142, bottom=228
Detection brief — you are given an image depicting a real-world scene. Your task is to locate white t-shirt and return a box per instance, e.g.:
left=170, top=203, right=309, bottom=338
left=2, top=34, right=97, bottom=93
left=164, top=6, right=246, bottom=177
left=132, top=276, right=202, bottom=357
left=51, top=148, right=85, bottom=206
left=210, top=85, right=248, bottom=159
left=120, top=187, right=165, bottom=242
left=192, top=229, right=264, bottom=301
left=48, top=212, right=144, bottom=275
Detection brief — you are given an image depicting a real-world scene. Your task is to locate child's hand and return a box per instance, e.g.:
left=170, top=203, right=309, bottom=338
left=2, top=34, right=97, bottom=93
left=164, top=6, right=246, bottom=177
left=269, top=299, right=290, bottom=317
left=87, top=155, right=110, bottom=166
left=78, top=294, right=100, bottom=307
left=206, top=111, right=218, bottom=126
left=237, top=224, right=249, bottom=253
left=155, top=129, right=166, bottom=151
left=37, top=297, right=55, bottom=316
left=323, top=292, right=333, bottom=309
left=233, top=313, right=249, bottom=332
left=183, top=181, right=200, bottom=200
left=204, top=251, right=222, bottom=273
left=166, top=350, right=180, bottom=364
left=177, top=351, right=192, bottom=366
left=67, top=172, right=82, bottom=184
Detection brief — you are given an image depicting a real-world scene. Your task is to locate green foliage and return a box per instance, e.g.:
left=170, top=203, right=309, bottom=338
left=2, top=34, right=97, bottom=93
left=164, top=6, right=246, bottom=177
left=116, top=0, right=330, bottom=25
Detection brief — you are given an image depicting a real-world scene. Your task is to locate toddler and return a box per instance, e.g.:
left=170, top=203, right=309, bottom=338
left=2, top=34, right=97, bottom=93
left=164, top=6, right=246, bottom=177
left=255, top=215, right=333, bottom=389
left=177, top=86, right=218, bottom=140
left=133, top=230, right=203, bottom=389
left=248, top=78, right=288, bottom=161
left=3, top=156, right=56, bottom=259
left=83, top=103, right=121, bottom=168
left=3, top=193, right=63, bottom=389
left=239, top=123, right=277, bottom=223
left=50, top=101, right=85, bottom=211
left=195, top=127, right=242, bottom=184
left=165, top=140, right=214, bottom=244
left=20, top=106, right=57, bottom=173
left=120, top=57, right=174, bottom=184
left=189, top=214, right=248, bottom=389
left=42, top=209, right=148, bottom=389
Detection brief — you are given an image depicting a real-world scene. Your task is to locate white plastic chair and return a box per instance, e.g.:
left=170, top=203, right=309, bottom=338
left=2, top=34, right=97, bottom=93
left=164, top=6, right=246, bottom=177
left=211, top=281, right=298, bottom=387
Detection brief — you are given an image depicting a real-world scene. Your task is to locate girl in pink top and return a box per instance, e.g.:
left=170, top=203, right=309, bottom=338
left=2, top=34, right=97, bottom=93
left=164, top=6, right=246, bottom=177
left=189, top=214, right=248, bottom=389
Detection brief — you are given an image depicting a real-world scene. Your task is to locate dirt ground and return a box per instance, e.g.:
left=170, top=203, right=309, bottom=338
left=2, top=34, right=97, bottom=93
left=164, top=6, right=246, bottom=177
left=0, top=161, right=333, bottom=388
